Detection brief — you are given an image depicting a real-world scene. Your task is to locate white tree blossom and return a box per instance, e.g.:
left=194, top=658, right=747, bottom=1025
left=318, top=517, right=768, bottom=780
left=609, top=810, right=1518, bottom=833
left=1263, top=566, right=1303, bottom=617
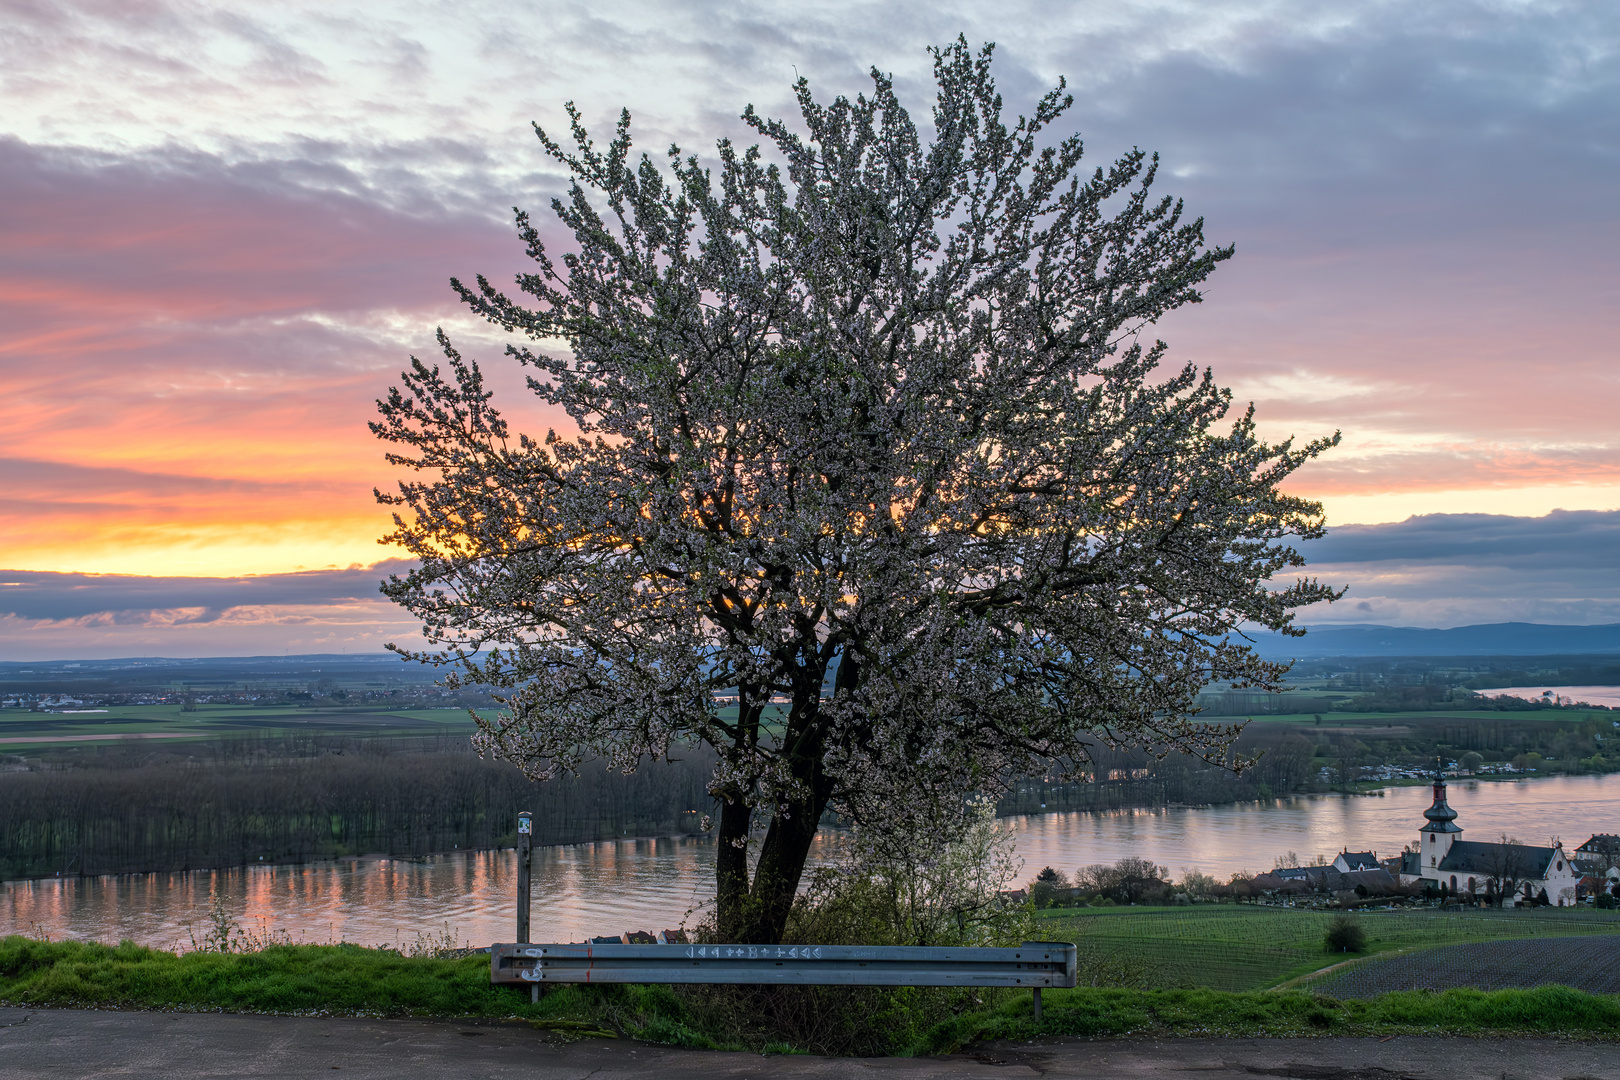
left=373, top=39, right=1340, bottom=944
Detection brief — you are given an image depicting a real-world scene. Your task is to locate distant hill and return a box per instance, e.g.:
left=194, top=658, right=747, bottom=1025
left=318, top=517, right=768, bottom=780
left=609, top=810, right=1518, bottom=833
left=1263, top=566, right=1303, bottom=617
left=1254, top=622, right=1620, bottom=659
left=12, top=626, right=1620, bottom=679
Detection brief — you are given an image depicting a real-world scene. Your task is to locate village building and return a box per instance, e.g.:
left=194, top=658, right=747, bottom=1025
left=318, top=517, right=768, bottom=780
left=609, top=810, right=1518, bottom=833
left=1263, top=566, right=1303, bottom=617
left=1573, top=834, right=1620, bottom=894
left=1250, top=861, right=1399, bottom=899
left=1575, top=834, right=1620, bottom=871
left=1396, top=773, right=1580, bottom=905
left=1332, top=850, right=1380, bottom=873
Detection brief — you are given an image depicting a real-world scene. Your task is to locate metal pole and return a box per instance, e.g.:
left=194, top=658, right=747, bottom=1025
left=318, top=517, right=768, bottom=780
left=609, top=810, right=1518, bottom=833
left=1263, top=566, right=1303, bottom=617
left=1032, top=987, right=1042, bottom=1022
left=516, top=811, right=532, bottom=945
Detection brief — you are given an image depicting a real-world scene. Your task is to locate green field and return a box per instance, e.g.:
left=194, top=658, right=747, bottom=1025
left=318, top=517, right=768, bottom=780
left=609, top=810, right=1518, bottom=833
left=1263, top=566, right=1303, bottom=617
left=0, top=702, right=487, bottom=749
left=3, top=699, right=1596, bottom=752
left=1040, top=905, right=1620, bottom=991
left=1218, top=709, right=1590, bottom=725
left=4, top=936, right=1619, bottom=1053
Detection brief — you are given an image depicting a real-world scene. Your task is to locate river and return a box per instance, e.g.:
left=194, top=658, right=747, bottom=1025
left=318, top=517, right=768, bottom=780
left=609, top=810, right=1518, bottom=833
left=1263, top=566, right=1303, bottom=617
left=5, top=773, right=1618, bottom=951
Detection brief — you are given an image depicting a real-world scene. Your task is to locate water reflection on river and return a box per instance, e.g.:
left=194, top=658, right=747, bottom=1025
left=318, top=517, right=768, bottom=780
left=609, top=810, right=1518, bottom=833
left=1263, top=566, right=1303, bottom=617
left=6, top=774, right=1618, bottom=950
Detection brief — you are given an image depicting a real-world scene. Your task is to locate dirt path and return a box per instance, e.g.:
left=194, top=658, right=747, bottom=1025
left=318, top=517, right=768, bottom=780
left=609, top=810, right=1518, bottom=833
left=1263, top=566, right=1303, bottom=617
left=1, top=1007, right=1616, bottom=1079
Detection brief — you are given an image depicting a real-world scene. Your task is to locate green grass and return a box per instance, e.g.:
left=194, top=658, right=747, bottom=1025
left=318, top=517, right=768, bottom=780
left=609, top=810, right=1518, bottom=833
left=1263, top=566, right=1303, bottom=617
left=6, top=700, right=1587, bottom=750
left=0, top=937, right=522, bottom=1017
left=4, top=936, right=1618, bottom=1053
left=1040, top=905, right=1620, bottom=991
left=920, top=984, right=1620, bottom=1049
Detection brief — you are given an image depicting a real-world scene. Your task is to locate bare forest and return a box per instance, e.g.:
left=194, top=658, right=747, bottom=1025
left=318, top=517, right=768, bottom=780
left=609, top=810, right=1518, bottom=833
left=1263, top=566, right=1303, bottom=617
left=1, top=727, right=1323, bottom=881
left=0, top=737, right=714, bottom=880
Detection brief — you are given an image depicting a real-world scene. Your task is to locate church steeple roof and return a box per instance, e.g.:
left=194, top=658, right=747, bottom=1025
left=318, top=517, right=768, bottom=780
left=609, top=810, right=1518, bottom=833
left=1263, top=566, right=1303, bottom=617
left=1420, top=761, right=1462, bottom=834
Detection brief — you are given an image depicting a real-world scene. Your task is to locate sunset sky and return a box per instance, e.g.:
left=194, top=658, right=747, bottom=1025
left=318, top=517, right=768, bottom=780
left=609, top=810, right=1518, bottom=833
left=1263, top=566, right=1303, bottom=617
left=3, top=1, right=1617, bottom=659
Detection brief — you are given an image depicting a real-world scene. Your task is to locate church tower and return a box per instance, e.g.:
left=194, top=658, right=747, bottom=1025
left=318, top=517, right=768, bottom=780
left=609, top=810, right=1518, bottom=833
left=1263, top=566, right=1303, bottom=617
left=1418, top=768, right=1462, bottom=878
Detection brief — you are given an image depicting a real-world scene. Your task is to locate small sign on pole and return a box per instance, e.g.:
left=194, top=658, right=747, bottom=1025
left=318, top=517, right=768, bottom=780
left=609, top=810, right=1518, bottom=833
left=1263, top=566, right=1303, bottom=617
left=516, top=811, right=533, bottom=948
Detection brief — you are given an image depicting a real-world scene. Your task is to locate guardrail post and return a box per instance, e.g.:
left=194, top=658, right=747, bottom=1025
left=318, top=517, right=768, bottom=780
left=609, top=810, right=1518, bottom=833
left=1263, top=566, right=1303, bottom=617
left=516, top=811, right=534, bottom=1002
left=1032, top=987, right=1041, bottom=1022
left=516, top=811, right=532, bottom=944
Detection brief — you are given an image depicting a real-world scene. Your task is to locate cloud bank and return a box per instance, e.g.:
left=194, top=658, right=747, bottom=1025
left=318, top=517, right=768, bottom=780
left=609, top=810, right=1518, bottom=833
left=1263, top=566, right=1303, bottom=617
left=1295, top=509, right=1620, bottom=627
left=0, top=560, right=418, bottom=621
left=1, top=509, right=1614, bottom=658
left=0, top=560, right=423, bottom=660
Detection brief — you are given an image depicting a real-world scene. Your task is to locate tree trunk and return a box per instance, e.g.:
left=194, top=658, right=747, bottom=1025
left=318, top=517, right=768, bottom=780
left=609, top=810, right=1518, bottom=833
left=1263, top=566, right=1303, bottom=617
left=714, top=795, right=753, bottom=941
left=743, top=785, right=832, bottom=943
left=714, top=745, right=832, bottom=943
left=713, top=788, right=831, bottom=944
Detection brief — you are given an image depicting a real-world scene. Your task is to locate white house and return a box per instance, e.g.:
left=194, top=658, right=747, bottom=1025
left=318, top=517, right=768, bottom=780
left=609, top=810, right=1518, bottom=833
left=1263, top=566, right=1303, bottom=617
left=1396, top=775, right=1581, bottom=906
left=1332, top=850, right=1381, bottom=873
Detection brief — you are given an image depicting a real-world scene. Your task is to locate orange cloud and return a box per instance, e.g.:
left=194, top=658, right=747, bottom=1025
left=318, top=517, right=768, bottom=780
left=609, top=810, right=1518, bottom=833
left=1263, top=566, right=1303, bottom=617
left=0, top=138, right=569, bottom=577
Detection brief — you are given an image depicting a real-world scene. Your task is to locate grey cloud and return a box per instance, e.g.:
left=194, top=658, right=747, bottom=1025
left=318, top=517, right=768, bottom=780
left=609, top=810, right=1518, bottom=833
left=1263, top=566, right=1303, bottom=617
left=1302, top=510, right=1620, bottom=568
left=0, top=561, right=417, bottom=621
left=451, top=3, right=1612, bottom=303
left=1292, top=510, right=1620, bottom=626
left=490, top=0, right=1620, bottom=315
left=1025, top=7, right=1620, bottom=248
left=6, top=512, right=1610, bottom=627
left=15, top=2, right=1616, bottom=255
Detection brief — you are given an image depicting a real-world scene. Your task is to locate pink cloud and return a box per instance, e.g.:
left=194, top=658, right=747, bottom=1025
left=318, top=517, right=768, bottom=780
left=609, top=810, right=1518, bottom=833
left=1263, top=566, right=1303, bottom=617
left=1154, top=214, right=1620, bottom=500
left=0, top=137, right=520, bottom=320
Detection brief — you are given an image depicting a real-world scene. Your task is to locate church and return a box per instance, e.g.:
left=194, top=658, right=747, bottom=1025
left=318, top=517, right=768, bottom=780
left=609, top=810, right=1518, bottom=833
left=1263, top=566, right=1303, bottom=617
left=1396, top=773, right=1581, bottom=906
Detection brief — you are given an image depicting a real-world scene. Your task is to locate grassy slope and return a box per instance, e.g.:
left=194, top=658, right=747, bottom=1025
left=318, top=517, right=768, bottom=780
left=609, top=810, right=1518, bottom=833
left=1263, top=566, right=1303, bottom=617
left=0, top=938, right=514, bottom=1017
left=922, top=983, right=1620, bottom=1049
left=1040, top=905, right=1620, bottom=991
left=3, top=937, right=1617, bottom=1053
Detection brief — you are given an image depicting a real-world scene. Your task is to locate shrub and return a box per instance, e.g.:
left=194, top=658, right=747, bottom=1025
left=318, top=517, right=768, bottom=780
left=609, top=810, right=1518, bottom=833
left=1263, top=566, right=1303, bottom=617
left=1180, top=869, right=1218, bottom=901
left=1028, top=866, right=1071, bottom=910
left=1075, top=857, right=1172, bottom=905
left=1323, top=914, right=1367, bottom=954
left=784, top=797, right=1035, bottom=947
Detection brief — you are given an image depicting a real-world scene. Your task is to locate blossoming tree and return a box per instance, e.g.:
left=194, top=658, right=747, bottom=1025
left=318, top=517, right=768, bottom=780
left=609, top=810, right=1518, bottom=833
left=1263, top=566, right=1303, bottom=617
left=373, top=40, right=1340, bottom=944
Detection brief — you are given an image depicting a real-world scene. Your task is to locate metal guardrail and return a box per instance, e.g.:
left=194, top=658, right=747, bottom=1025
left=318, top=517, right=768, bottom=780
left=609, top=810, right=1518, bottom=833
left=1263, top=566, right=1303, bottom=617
left=495, top=812, right=1072, bottom=1017
left=492, top=940, right=1076, bottom=1000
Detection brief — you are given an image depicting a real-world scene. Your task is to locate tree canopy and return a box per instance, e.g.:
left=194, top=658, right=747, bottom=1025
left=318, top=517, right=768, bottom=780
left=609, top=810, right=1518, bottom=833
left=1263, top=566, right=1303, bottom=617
left=373, top=39, right=1339, bottom=943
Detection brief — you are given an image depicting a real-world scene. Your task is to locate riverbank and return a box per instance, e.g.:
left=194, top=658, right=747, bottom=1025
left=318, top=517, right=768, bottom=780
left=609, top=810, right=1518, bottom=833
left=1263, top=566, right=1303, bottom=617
left=3, top=937, right=1618, bottom=1054
left=13, top=773, right=1620, bottom=951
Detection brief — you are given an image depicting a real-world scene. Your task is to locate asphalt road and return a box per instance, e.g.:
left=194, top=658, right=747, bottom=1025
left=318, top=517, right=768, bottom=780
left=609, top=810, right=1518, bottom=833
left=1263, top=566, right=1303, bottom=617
left=2, top=1007, right=1617, bottom=1079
